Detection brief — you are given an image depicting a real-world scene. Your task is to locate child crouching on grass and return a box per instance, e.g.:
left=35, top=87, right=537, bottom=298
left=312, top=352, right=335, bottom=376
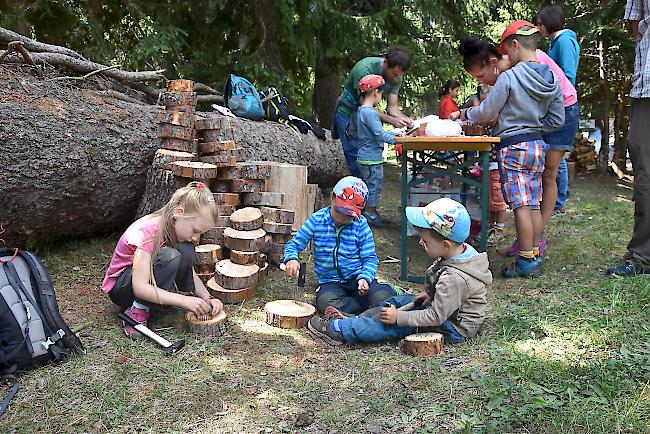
left=102, top=181, right=223, bottom=338
left=308, top=198, right=492, bottom=346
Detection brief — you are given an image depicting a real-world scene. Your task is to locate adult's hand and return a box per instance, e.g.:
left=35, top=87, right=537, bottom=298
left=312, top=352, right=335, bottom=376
left=389, top=116, right=411, bottom=128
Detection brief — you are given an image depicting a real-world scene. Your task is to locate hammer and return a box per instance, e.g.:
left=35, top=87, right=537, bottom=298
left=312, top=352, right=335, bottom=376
left=118, top=312, right=185, bottom=356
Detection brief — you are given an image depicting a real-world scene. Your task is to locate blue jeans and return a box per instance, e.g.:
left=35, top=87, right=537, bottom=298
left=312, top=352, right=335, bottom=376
left=556, top=157, right=569, bottom=209
left=339, top=295, right=466, bottom=344
left=358, top=163, right=384, bottom=208
left=316, top=279, right=397, bottom=314
left=334, top=111, right=361, bottom=178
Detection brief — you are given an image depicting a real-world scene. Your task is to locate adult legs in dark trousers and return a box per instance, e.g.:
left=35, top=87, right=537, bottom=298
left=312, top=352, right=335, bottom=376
left=334, top=111, right=361, bottom=178
left=607, top=98, right=650, bottom=276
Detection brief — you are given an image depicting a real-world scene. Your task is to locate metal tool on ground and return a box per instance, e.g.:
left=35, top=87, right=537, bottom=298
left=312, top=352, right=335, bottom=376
left=118, top=312, right=185, bottom=355
left=371, top=299, right=420, bottom=321
left=266, top=261, right=314, bottom=328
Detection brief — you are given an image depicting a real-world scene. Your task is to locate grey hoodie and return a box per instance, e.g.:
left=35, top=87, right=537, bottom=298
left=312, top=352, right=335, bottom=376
left=396, top=252, right=492, bottom=338
left=466, top=61, right=564, bottom=143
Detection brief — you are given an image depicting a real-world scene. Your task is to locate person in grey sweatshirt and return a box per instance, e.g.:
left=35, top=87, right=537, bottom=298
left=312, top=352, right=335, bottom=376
left=452, top=21, right=564, bottom=279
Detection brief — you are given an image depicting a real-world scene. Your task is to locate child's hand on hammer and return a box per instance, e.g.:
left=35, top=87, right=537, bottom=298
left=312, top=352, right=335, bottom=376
left=357, top=278, right=369, bottom=296
left=284, top=260, right=301, bottom=277
left=379, top=305, right=398, bottom=325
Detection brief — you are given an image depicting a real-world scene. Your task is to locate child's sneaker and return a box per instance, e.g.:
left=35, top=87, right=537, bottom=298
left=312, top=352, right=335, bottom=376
left=551, top=208, right=566, bottom=219
left=506, top=238, right=546, bottom=257
left=122, top=306, right=150, bottom=339
left=324, top=306, right=354, bottom=320
left=308, top=316, right=344, bottom=346
left=501, top=257, right=543, bottom=278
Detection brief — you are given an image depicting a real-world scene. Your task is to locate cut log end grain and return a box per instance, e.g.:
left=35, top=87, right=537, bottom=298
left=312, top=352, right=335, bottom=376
left=171, top=161, right=219, bottom=179
left=229, top=207, right=264, bottom=231
left=199, top=140, right=237, bottom=154
left=263, top=221, right=293, bottom=235
left=212, top=193, right=240, bottom=206
left=166, top=79, right=194, bottom=92
left=207, top=278, right=256, bottom=303
left=259, top=206, right=295, bottom=224
left=200, top=226, right=226, bottom=245
left=264, top=300, right=315, bottom=329
left=185, top=310, right=227, bottom=337
left=399, top=333, right=444, bottom=356
left=194, top=244, right=223, bottom=265
left=157, top=110, right=195, bottom=128
left=152, top=149, right=195, bottom=171
left=160, top=137, right=195, bottom=153
left=241, top=191, right=284, bottom=207
left=231, top=179, right=266, bottom=193
left=223, top=227, right=267, bottom=252
left=229, top=249, right=258, bottom=266
left=199, top=154, right=237, bottom=167
left=213, top=260, right=260, bottom=290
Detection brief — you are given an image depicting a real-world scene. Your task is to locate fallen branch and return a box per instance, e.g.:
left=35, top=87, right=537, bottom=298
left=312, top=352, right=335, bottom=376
left=0, top=41, right=32, bottom=65
left=0, top=27, right=86, bottom=60
left=52, top=64, right=122, bottom=81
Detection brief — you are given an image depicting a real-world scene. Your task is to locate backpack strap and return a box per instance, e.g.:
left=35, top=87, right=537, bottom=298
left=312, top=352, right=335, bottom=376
left=0, top=370, right=19, bottom=417
left=1, top=262, right=34, bottom=359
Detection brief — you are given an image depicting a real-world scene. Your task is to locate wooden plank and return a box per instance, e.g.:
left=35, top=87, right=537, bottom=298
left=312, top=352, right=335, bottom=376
left=262, top=162, right=309, bottom=231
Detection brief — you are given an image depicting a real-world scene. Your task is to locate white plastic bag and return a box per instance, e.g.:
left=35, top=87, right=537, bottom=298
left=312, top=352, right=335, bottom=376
left=425, top=118, right=463, bottom=137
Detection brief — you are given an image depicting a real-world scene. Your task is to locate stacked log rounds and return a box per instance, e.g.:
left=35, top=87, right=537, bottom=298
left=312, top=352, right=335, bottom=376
left=259, top=207, right=295, bottom=224
left=207, top=278, right=257, bottom=304
left=223, top=228, right=267, bottom=252
left=264, top=300, right=316, bottom=329
left=241, top=192, right=284, bottom=207
left=213, top=193, right=240, bottom=206
left=229, top=207, right=263, bottom=231
left=262, top=221, right=293, bottom=235
left=215, top=205, right=237, bottom=216
left=185, top=310, right=227, bottom=338
left=231, top=179, right=266, bottom=193
left=399, top=333, right=445, bottom=356
left=194, top=244, right=222, bottom=284
left=152, top=149, right=195, bottom=171
left=230, top=249, right=258, bottom=266
left=171, top=161, right=219, bottom=180
left=213, top=260, right=260, bottom=290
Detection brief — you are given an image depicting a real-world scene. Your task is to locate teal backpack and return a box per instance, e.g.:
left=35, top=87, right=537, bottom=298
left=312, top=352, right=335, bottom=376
left=224, top=74, right=264, bottom=121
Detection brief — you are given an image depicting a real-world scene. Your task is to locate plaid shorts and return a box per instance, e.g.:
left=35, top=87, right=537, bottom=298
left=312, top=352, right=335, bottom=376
left=498, top=140, right=545, bottom=210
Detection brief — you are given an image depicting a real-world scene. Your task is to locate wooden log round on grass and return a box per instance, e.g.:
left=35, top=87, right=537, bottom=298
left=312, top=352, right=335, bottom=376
left=157, top=110, right=194, bottom=127
left=223, top=227, right=267, bottom=252
left=152, top=149, right=195, bottom=170
left=171, top=161, right=219, bottom=179
left=213, top=260, right=259, bottom=289
left=399, top=333, right=445, bottom=356
left=207, top=278, right=256, bottom=303
left=185, top=309, right=227, bottom=337
left=264, top=300, right=315, bottom=329
left=231, top=179, right=266, bottom=193
left=194, top=244, right=223, bottom=265
left=259, top=207, right=295, bottom=224
left=263, top=221, right=293, bottom=235
left=212, top=193, right=240, bottom=206
left=241, top=192, right=283, bottom=207
left=166, top=79, right=194, bottom=92
left=160, top=137, right=195, bottom=153
left=229, top=207, right=264, bottom=231
left=229, top=249, right=258, bottom=265
left=158, top=124, right=194, bottom=141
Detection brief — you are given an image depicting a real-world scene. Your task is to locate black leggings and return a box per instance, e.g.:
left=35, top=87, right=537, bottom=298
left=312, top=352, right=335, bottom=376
left=108, top=243, right=196, bottom=310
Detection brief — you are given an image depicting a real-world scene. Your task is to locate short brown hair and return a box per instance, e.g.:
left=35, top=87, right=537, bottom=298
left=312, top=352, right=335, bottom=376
left=503, top=26, right=541, bottom=52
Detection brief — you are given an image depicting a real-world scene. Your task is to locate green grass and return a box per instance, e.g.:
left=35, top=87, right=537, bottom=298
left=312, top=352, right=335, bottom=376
left=1, top=164, right=648, bottom=433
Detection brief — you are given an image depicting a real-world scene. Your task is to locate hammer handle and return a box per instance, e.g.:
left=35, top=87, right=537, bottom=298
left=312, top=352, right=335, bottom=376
left=118, top=312, right=172, bottom=347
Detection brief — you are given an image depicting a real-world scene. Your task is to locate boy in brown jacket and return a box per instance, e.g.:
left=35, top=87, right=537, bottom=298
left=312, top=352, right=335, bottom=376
left=308, top=198, right=492, bottom=346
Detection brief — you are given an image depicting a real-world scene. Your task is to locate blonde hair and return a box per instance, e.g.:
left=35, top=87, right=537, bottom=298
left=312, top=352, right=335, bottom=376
left=148, top=181, right=217, bottom=301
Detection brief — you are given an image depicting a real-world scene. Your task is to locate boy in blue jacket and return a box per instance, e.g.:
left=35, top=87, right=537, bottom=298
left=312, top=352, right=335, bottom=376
left=282, top=176, right=399, bottom=314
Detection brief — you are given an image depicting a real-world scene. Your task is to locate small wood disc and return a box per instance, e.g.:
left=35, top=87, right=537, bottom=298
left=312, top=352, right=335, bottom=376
left=264, top=300, right=316, bottom=329
left=229, top=249, right=258, bottom=266
left=160, top=91, right=197, bottom=109
left=157, top=110, right=194, bottom=127
left=212, top=193, right=240, bottom=206
left=231, top=179, right=266, bottom=193
left=199, top=140, right=236, bottom=154
left=399, top=332, right=445, bottom=356
left=259, top=207, right=295, bottom=224
left=200, top=154, right=237, bottom=167
left=263, top=221, right=293, bottom=235
left=223, top=227, right=267, bottom=252
left=166, top=79, right=194, bottom=92
left=171, top=161, right=219, bottom=179
left=213, top=260, right=260, bottom=290
left=201, top=130, right=228, bottom=142
left=194, top=244, right=223, bottom=265
left=160, top=137, right=195, bottom=153
left=229, top=207, right=264, bottom=231
left=158, top=124, right=194, bottom=141
left=241, top=192, right=284, bottom=207
left=207, top=278, right=256, bottom=304
left=185, top=309, right=227, bottom=337
left=195, top=117, right=224, bottom=131
left=152, top=149, right=195, bottom=171
left=217, top=163, right=271, bottom=180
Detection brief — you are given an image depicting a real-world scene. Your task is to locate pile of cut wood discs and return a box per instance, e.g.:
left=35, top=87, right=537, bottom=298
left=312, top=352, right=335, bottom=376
left=569, top=134, right=597, bottom=173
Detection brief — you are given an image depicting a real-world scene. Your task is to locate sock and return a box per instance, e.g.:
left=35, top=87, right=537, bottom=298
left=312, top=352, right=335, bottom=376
left=518, top=250, right=535, bottom=261
left=494, top=223, right=505, bottom=231
left=132, top=300, right=150, bottom=311
left=532, top=245, right=540, bottom=257
left=330, top=319, right=342, bottom=332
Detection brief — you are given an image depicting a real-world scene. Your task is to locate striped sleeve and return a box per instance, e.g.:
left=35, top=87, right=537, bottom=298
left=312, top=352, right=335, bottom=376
left=357, top=221, right=379, bottom=283
left=283, top=215, right=315, bottom=262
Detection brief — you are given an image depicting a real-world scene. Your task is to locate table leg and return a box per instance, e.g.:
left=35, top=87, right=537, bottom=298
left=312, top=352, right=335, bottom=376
left=480, top=150, right=489, bottom=252
left=400, top=147, right=408, bottom=281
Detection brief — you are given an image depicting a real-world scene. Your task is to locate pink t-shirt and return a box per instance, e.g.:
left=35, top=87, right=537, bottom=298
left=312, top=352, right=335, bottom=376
left=536, top=49, right=578, bottom=107
left=101, top=216, right=166, bottom=293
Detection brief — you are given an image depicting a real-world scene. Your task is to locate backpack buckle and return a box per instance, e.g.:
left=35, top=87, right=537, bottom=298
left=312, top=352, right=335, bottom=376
left=41, top=329, right=65, bottom=350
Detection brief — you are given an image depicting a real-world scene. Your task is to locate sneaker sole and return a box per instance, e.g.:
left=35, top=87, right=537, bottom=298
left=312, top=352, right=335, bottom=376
left=307, top=321, right=343, bottom=346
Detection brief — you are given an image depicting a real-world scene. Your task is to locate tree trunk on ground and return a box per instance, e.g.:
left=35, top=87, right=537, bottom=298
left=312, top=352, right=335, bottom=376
left=613, top=93, right=629, bottom=172
left=597, top=39, right=610, bottom=166
left=313, top=51, right=341, bottom=127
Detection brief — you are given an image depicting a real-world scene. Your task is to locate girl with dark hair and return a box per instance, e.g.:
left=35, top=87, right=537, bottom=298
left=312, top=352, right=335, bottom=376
left=438, top=79, right=461, bottom=119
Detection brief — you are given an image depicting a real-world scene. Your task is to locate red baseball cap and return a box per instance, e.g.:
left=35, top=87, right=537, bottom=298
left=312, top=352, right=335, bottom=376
left=332, top=176, right=368, bottom=219
left=359, top=74, right=386, bottom=92
left=499, top=20, right=539, bottom=55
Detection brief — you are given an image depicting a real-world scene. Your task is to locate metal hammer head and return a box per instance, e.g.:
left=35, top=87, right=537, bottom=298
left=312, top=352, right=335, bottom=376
left=298, top=262, right=306, bottom=287
left=163, top=339, right=185, bottom=356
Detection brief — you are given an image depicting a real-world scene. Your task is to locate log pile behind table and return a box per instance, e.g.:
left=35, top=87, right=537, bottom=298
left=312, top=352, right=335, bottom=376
left=569, top=134, right=597, bottom=172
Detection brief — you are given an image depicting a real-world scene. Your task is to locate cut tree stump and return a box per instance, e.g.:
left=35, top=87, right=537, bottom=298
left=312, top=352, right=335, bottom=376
left=201, top=226, right=226, bottom=245
left=213, top=260, right=259, bottom=289
left=263, top=222, right=293, bottom=234
left=157, top=124, right=194, bottom=141
left=240, top=192, right=284, bottom=207
left=260, top=207, right=295, bottom=224
left=199, top=154, right=236, bottom=167
left=152, top=149, right=195, bottom=171
left=166, top=79, right=194, bottom=92
left=160, top=91, right=197, bottom=110
left=207, top=278, right=256, bottom=303
left=399, top=333, right=444, bottom=356
left=215, top=205, right=237, bottom=216
left=218, top=162, right=271, bottom=180
left=199, top=140, right=237, bottom=154
left=231, top=179, right=266, bottom=193
left=136, top=168, right=179, bottom=217
left=229, top=249, right=258, bottom=265
left=185, top=310, right=227, bottom=337
left=264, top=300, right=315, bottom=329
left=211, top=180, right=231, bottom=193
left=157, top=110, right=195, bottom=127
left=229, top=207, right=264, bottom=231
left=194, top=244, right=223, bottom=265
left=160, top=137, right=195, bottom=153
left=212, top=193, right=240, bottom=206
left=223, top=227, right=267, bottom=252
left=171, top=161, right=219, bottom=179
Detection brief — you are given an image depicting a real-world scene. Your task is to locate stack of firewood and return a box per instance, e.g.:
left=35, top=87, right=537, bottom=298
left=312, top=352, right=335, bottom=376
left=569, top=134, right=597, bottom=172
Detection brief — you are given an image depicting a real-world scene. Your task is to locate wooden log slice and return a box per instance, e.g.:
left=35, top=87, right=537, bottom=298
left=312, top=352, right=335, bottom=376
left=271, top=233, right=293, bottom=244
left=217, top=162, right=271, bottom=180
left=229, top=207, right=264, bottom=231
left=259, top=207, right=295, bottom=224
left=215, top=215, right=230, bottom=227
left=194, top=263, right=216, bottom=274
left=200, top=154, right=237, bottom=167
left=257, top=253, right=268, bottom=267
left=158, top=124, right=195, bottom=141
left=157, top=110, right=195, bottom=127
left=160, top=137, right=195, bottom=153
left=223, top=227, right=267, bottom=252
left=196, top=271, right=214, bottom=285
left=185, top=309, right=227, bottom=338
left=194, top=244, right=223, bottom=265
left=399, top=333, right=445, bottom=356
left=264, top=300, right=316, bottom=329
left=166, top=79, right=194, bottom=92
left=152, top=149, right=195, bottom=171
left=241, top=192, right=284, bottom=207
left=216, top=205, right=237, bottom=216
left=217, top=149, right=241, bottom=159
left=207, top=278, right=257, bottom=304
left=229, top=249, right=258, bottom=266
left=195, top=117, right=224, bottom=131
left=213, top=260, right=259, bottom=290
left=160, top=91, right=198, bottom=109
left=199, top=140, right=237, bottom=154
left=201, top=129, right=229, bottom=142
left=200, top=226, right=226, bottom=245
left=212, top=193, right=240, bottom=206
left=211, top=180, right=232, bottom=193
left=231, top=179, right=266, bottom=193
left=171, top=161, right=219, bottom=179
left=263, top=222, right=293, bottom=235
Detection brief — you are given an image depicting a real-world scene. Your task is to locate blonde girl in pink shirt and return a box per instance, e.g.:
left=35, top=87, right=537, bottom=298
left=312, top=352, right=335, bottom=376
left=102, top=182, right=223, bottom=338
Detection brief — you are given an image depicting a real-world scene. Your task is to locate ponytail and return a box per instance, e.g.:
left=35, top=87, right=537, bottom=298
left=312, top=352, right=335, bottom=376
left=438, top=79, right=461, bottom=98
